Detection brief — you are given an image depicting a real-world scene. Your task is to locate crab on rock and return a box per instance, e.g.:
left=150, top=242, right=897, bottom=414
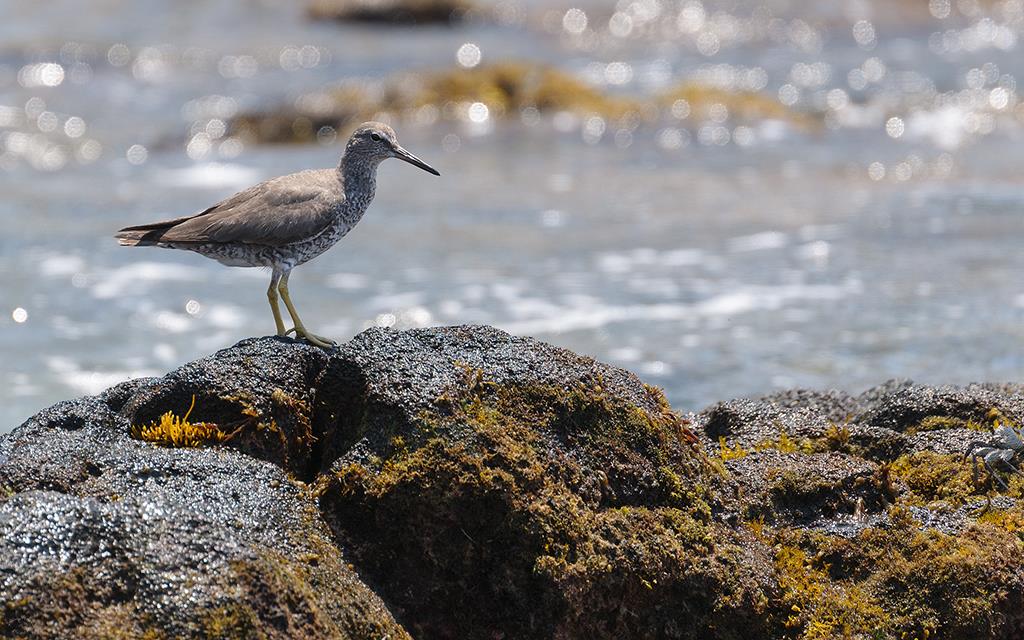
left=964, top=424, right=1024, bottom=490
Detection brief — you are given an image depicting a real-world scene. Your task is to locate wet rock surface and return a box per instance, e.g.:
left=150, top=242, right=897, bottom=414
left=4, top=325, right=1024, bottom=638
left=0, top=381, right=407, bottom=640
left=723, top=450, right=880, bottom=525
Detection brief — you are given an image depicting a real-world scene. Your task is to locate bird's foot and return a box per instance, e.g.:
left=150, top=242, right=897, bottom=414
left=284, top=327, right=337, bottom=349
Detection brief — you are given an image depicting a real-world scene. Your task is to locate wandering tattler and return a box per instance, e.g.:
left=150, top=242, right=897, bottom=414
left=115, top=122, right=439, bottom=348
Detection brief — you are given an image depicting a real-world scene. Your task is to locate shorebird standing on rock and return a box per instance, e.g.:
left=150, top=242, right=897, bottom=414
left=116, top=122, right=439, bottom=348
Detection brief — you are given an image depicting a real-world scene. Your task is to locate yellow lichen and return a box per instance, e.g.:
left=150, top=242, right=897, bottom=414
left=906, top=415, right=987, bottom=435
left=987, top=407, right=1019, bottom=430
left=822, top=424, right=851, bottom=450
left=774, top=543, right=887, bottom=639
left=201, top=605, right=258, bottom=640
left=909, top=410, right=1018, bottom=435
left=718, top=436, right=749, bottom=461
left=887, top=451, right=1011, bottom=505
left=976, top=506, right=1024, bottom=537
left=131, top=396, right=233, bottom=448
left=744, top=515, right=767, bottom=540
left=755, top=429, right=812, bottom=454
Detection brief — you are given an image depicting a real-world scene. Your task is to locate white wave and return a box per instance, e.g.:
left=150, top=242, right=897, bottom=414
left=369, top=291, right=426, bottom=309
left=727, top=231, right=787, bottom=252
left=205, top=305, right=247, bottom=329
left=326, top=272, right=369, bottom=290
left=91, top=261, right=207, bottom=299
left=498, top=283, right=855, bottom=335
left=906, top=106, right=971, bottom=150
left=157, top=162, right=263, bottom=189
left=149, top=311, right=192, bottom=333
left=597, top=247, right=705, bottom=274
left=38, top=253, right=85, bottom=277
left=46, top=356, right=157, bottom=396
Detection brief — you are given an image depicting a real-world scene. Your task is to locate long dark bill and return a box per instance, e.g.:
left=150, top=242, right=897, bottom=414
left=394, top=145, right=441, bottom=176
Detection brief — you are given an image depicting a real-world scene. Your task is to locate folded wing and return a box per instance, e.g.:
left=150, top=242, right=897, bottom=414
left=116, top=169, right=342, bottom=247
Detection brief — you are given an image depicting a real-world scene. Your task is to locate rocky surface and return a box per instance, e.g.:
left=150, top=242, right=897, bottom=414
left=0, top=343, right=406, bottom=640
left=3, top=325, right=1024, bottom=638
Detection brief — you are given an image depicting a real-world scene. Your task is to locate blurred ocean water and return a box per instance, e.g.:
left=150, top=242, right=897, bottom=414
left=2, top=0, right=1024, bottom=431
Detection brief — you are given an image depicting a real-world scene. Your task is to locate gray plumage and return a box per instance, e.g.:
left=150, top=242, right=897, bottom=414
left=115, top=122, right=439, bottom=348
left=122, top=169, right=342, bottom=247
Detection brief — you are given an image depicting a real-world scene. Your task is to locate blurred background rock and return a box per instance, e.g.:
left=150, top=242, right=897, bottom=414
left=2, top=0, right=1024, bottom=432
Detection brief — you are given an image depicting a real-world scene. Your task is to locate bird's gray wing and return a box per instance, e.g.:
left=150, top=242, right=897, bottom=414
left=156, top=169, right=343, bottom=247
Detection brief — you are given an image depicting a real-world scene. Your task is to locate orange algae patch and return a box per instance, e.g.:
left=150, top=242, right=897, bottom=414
left=131, top=396, right=233, bottom=448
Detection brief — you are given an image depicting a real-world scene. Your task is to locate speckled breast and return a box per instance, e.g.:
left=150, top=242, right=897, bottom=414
left=276, top=215, right=356, bottom=269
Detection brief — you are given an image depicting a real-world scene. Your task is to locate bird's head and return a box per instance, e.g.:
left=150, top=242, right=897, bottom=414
left=344, top=122, right=440, bottom=176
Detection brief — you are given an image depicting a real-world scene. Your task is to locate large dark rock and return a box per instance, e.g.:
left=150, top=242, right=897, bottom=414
left=5, top=325, right=1024, bottom=639
left=0, top=382, right=407, bottom=639
left=3, top=326, right=770, bottom=640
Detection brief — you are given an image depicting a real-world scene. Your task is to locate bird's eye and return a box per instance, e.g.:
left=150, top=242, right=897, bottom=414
left=370, top=133, right=382, bottom=142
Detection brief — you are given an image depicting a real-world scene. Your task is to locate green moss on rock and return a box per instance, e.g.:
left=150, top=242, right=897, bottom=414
left=0, top=566, right=162, bottom=640
left=890, top=451, right=983, bottom=505
left=319, top=375, right=774, bottom=638
left=756, top=518, right=1024, bottom=639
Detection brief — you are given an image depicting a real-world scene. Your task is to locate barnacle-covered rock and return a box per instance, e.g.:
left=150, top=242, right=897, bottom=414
left=692, top=380, right=1024, bottom=638
left=695, top=393, right=906, bottom=461
left=0, top=327, right=778, bottom=640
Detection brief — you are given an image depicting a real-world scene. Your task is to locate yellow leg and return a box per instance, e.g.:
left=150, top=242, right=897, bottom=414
left=267, top=273, right=286, bottom=335
left=278, top=272, right=335, bottom=349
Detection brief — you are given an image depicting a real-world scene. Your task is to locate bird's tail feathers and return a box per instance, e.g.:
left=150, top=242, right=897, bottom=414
left=115, top=232, right=153, bottom=247
left=115, top=214, right=196, bottom=247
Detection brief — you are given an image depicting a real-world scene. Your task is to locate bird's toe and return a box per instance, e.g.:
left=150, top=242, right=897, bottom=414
left=291, top=329, right=337, bottom=349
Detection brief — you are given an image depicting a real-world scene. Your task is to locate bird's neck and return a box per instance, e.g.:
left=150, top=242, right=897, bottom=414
left=340, top=154, right=380, bottom=206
